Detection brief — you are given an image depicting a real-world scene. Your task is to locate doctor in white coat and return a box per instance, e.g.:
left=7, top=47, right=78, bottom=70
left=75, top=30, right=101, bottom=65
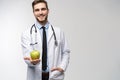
left=21, top=0, right=70, bottom=80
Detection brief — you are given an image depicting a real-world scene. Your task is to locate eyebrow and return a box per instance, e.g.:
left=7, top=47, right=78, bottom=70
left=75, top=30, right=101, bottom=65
left=34, top=7, right=47, bottom=11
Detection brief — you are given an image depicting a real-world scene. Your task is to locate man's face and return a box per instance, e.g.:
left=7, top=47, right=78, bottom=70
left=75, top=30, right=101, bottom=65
left=33, top=3, right=49, bottom=24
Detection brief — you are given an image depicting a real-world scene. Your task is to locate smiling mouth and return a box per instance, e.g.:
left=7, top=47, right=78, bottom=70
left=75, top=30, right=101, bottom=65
left=38, top=14, right=45, bottom=17
left=38, top=15, right=45, bottom=18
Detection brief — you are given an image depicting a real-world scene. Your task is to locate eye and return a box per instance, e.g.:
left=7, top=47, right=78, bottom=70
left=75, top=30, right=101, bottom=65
left=34, top=9, right=39, bottom=12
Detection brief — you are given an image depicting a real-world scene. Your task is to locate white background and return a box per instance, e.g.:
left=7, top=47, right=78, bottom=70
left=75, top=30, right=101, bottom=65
left=0, top=0, right=120, bottom=80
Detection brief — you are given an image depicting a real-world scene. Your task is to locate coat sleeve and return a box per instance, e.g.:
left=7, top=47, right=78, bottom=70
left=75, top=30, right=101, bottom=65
left=58, top=30, right=70, bottom=71
left=21, top=30, right=38, bottom=67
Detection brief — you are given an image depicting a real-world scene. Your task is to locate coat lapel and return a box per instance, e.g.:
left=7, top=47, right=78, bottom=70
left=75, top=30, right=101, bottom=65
left=47, top=24, right=53, bottom=44
left=36, top=27, right=42, bottom=54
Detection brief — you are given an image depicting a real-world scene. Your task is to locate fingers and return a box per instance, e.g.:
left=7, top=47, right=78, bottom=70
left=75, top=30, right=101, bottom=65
left=31, top=59, right=40, bottom=62
left=30, top=59, right=40, bottom=65
left=51, top=67, right=64, bottom=72
left=24, top=57, right=30, bottom=60
left=24, top=57, right=40, bottom=65
left=51, top=68, right=57, bottom=71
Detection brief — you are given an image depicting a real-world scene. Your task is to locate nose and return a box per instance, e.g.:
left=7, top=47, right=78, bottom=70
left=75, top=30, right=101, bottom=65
left=39, top=9, right=43, bottom=14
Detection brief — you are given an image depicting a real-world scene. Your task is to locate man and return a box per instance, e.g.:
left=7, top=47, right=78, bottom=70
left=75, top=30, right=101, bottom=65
left=21, top=0, right=70, bottom=80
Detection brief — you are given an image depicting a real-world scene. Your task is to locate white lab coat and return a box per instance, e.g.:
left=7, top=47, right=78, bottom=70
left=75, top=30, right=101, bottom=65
left=21, top=24, right=70, bottom=80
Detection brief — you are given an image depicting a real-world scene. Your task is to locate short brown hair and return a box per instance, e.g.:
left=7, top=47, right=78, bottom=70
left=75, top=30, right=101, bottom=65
left=32, top=0, right=49, bottom=10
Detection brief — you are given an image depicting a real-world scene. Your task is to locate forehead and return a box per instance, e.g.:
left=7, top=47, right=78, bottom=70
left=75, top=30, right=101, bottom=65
left=34, top=3, right=47, bottom=9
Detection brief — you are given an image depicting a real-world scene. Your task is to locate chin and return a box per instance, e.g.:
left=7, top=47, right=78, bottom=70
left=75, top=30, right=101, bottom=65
left=39, top=19, right=45, bottom=22
left=36, top=17, right=48, bottom=24
left=37, top=18, right=45, bottom=21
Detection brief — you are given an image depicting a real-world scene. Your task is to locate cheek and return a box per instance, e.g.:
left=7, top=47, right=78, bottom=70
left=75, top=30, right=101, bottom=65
left=34, top=12, right=39, bottom=16
left=43, top=11, right=49, bottom=15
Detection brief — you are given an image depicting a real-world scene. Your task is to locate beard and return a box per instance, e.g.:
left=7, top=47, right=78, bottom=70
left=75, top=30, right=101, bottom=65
left=36, top=15, right=48, bottom=25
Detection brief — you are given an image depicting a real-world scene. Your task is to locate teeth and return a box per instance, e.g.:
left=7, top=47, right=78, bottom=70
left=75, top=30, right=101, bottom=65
left=39, top=16, right=44, bottom=18
left=38, top=16, right=43, bottom=18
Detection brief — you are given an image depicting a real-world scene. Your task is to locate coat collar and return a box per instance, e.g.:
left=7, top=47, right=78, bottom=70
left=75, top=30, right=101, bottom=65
left=35, top=23, right=53, bottom=45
